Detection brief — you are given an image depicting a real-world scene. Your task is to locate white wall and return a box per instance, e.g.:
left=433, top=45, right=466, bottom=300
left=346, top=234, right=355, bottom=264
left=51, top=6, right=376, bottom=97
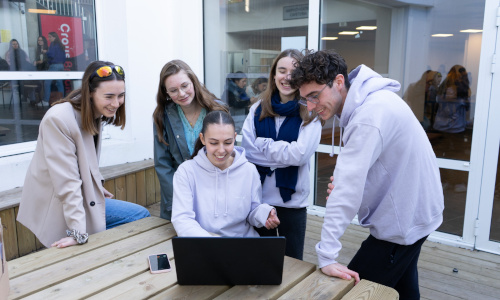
left=97, top=0, right=205, bottom=168
left=0, top=0, right=205, bottom=192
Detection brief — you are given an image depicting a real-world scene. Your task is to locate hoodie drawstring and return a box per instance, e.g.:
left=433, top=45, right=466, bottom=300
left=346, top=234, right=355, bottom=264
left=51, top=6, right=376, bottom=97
left=214, top=169, right=219, bottom=217
left=330, top=115, right=343, bottom=157
left=224, top=169, right=229, bottom=216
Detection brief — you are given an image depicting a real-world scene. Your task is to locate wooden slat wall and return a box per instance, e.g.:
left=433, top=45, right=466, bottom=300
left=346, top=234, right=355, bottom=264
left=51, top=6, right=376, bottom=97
left=0, top=165, right=161, bottom=261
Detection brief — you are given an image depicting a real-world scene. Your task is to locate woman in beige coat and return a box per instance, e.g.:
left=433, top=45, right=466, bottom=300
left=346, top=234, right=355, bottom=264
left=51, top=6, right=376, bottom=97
left=17, top=61, right=150, bottom=248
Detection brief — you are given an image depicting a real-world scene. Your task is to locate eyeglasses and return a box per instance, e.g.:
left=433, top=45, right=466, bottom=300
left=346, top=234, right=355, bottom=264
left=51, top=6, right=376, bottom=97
left=167, top=82, right=192, bottom=99
left=298, top=81, right=332, bottom=106
left=90, top=65, right=124, bottom=80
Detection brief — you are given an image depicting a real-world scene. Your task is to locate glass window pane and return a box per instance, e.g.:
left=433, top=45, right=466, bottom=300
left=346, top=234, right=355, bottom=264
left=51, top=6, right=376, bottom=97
left=204, top=0, right=309, bottom=132
left=0, top=0, right=97, bottom=72
left=319, top=0, right=484, bottom=162
left=439, top=168, right=467, bottom=236
left=0, top=0, right=97, bottom=146
left=0, top=79, right=82, bottom=145
left=315, top=152, right=336, bottom=208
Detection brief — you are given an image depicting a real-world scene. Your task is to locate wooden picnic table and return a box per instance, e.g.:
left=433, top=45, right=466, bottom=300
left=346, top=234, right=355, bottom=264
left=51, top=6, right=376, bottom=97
left=7, top=217, right=398, bottom=299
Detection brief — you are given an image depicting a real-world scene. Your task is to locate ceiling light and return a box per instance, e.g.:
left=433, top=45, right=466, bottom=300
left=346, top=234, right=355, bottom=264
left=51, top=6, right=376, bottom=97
left=432, top=34, right=453, bottom=37
left=338, top=31, right=359, bottom=35
left=356, top=26, right=377, bottom=30
left=460, top=29, right=483, bottom=33
left=321, top=37, right=338, bottom=40
left=28, top=8, right=56, bottom=14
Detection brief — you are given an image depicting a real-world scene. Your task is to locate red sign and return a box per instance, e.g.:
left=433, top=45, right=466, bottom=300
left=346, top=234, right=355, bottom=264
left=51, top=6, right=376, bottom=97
left=39, top=15, right=84, bottom=58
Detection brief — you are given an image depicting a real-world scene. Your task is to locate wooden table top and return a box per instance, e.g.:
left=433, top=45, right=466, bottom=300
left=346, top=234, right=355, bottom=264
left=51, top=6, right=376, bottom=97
left=7, top=217, right=397, bottom=299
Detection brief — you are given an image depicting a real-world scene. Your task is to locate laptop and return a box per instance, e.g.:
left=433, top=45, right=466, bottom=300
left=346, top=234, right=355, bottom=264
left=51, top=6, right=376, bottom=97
left=172, top=236, right=286, bottom=285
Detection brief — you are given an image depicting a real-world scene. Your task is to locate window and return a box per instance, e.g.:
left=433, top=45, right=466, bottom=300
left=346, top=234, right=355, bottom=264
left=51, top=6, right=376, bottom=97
left=0, top=0, right=97, bottom=146
left=315, top=0, right=485, bottom=237
left=204, top=0, right=309, bottom=132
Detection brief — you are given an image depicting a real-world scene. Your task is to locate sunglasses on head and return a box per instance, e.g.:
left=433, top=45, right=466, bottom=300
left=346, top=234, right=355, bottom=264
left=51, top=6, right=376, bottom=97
left=90, top=65, right=124, bottom=80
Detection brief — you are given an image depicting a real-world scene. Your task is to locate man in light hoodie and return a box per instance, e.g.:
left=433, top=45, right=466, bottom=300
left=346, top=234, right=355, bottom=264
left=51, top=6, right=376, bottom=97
left=289, top=50, right=444, bottom=299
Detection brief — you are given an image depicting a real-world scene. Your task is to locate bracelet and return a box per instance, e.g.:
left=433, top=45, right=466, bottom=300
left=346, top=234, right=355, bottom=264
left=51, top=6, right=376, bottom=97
left=66, top=229, right=89, bottom=244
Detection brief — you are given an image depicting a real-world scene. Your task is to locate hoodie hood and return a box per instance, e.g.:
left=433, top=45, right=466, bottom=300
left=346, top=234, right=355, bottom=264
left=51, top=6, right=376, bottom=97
left=329, top=65, right=400, bottom=157
left=339, top=65, right=401, bottom=128
left=193, top=145, right=247, bottom=173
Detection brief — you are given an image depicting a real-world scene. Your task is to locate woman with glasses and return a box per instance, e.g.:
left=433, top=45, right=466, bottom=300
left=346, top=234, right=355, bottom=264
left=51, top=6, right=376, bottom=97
left=34, top=36, right=49, bottom=71
left=241, top=49, right=323, bottom=260
left=17, top=61, right=150, bottom=249
left=153, top=60, right=228, bottom=220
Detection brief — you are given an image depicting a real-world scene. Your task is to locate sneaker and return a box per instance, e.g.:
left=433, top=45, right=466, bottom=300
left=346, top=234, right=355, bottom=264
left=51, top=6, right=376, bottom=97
left=36, top=102, right=47, bottom=107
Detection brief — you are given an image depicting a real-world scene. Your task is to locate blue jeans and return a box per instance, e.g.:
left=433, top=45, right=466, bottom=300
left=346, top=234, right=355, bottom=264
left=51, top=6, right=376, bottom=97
left=255, top=206, right=307, bottom=260
left=347, top=234, right=427, bottom=300
left=105, top=198, right=151, bottom=230
left=44, top=63, right=64, bottom=102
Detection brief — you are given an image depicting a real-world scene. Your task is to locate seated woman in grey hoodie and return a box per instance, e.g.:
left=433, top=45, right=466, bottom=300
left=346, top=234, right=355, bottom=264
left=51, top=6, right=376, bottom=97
left=171, top=111, right=280, bottom=237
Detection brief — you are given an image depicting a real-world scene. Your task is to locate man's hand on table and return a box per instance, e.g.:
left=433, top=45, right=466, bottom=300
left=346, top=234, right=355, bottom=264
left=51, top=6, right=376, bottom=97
left=51, top=237, right=77, bottom=248
left=321, top=263, right=360, bottom=284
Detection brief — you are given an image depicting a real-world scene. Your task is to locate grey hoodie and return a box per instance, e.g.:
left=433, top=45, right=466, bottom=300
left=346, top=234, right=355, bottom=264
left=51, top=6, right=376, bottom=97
left=172, top=146, right=273, bottom=237
left=316, top=65, right=444, bottom=268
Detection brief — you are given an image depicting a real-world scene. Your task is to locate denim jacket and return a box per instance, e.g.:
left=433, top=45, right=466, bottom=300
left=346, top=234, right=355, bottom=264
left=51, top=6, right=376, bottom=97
left=153, top=102, right=191, bottom=220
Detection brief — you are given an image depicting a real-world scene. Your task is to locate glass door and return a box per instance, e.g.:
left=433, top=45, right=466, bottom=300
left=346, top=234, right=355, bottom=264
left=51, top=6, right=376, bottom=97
left=309, top=0, right=499, bottom=253
left=476, top=0, right=500, bottom=253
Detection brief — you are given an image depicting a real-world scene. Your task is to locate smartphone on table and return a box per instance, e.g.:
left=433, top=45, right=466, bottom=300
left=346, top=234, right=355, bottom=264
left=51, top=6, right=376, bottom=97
left=148, top=253, right=171, bottom=274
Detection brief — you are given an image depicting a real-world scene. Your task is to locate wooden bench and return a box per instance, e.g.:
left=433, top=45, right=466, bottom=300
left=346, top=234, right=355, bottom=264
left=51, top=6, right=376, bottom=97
left=0, top=159, right=160, bottom=261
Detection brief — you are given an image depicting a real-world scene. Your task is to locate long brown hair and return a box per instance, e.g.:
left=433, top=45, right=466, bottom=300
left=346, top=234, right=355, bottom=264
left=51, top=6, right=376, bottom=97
left=258, top=49, right=322, bottom=126
left=153, top=60, right=228, bottom=145
left=52, top=60, right=126, bottom=135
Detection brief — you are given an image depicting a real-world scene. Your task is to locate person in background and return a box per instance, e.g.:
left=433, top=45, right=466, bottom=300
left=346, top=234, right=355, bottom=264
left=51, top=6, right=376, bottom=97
left=247, top=76, right=268, bottom=104
left=43, top=32, right=66, bottom=105
left=153, top=60, right=228, bottom=221
left=17, top=61, right=150, bottom=248
left=289, top=49, right=443, bottom=299
left=4, top=39, right=31, bottom=71
left=241, top=49, right=323, bottom=260
left=172, top=110, right=280, bottom=237
left=34, top=36, right=49, bottom=71
left=4, top=39, right=34, bottom=104
left=433, top=65, right=471, bottom=133
left=222, top=71, right=251, bottom=109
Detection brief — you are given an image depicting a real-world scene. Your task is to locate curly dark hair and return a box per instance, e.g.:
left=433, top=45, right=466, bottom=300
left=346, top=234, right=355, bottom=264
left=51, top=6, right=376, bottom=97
left=290, top=49, right=351, bottom=90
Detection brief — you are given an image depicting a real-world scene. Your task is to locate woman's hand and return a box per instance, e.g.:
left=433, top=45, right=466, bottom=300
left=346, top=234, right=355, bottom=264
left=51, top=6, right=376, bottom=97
left=103, top=187, right=114, bottom=199
left=265, top=208, right=280, bottom=229
left=326, top=176, right=335, bottom=200
left=51, top=237, right=77, bottom=248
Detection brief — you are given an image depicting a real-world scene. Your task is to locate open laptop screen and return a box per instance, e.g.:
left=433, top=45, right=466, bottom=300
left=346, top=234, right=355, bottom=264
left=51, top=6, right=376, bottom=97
left=172, top=236, right=286, bottom=285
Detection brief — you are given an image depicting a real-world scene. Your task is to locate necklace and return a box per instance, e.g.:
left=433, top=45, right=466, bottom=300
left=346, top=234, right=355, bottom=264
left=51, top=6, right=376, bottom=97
left=186, top=107, right=201, bottom=127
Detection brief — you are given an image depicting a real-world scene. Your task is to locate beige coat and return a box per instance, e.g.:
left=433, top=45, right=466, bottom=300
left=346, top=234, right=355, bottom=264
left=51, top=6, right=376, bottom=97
left=17, top=102, right=106, bottom=247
